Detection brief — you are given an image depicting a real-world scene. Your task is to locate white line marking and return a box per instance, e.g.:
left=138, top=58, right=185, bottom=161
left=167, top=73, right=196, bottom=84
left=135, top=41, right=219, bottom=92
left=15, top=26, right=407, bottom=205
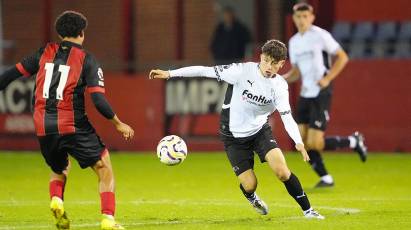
left=0, top=199, right=361, bottom=213
left=0, top=198, right=361, bottom=229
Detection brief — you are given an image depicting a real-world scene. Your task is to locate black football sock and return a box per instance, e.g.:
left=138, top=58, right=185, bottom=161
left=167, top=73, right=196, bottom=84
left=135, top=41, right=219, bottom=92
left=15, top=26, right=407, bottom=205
left=307, top=150, right=328, bottom=177
left=240, top=184, right=256, bottom=200
left=283, top=173, right=311, bottom=211
left=324, top=136, right=350, bottom=150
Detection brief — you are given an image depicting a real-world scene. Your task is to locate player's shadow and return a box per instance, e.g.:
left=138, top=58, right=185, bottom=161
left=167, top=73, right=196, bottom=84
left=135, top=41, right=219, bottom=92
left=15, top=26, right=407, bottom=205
left=303, top=186, right=335, bottom=194
left=131, top=216, right=282, bottom=228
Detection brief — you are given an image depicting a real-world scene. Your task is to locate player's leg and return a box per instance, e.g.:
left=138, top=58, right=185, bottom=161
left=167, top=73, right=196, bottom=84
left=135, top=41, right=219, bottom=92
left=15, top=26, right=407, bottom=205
left=264, top=148, right=324, bottom=219
left=39, top=135, right=71, bottom=229
left=237, top=169, right=268, bottom=215
left=238, top=169, right=257, bottom=195
left=91, top=150, right=124, bottom=230
left=253, top=125, right=322, bottom=218
left=296, top=97, right=310, bottom=145
left=49, top=169, right=70, bottom=230
left=306, top=128, right=334, bottom=187
left=298, top=124, right=308, bottom=143
left=69, top=132, right=123, bottom=230
left=221, top=134, right=268, bottom=215
left=324, top=132, right=368, bottom=162
left=308, top=127, right=366, bottom=159
left=92, top=150, right=115, bottom=217
left=305, top=90, right=335, bottom=187
left=317, top=90, right=368, bottom=161
left=296, top=97, right=328, bottom=185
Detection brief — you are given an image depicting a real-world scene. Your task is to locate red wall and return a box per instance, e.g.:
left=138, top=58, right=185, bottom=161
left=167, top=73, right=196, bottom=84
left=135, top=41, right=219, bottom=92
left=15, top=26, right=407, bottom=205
left=326, top=60, right=411, bottom=152
left=85, top=74, right=165, bottom=151
left=1, top=61, right=410, bottom=152
left=335, top=0, right=411, bottom=21
left=277, top=60, right=411, bottom=152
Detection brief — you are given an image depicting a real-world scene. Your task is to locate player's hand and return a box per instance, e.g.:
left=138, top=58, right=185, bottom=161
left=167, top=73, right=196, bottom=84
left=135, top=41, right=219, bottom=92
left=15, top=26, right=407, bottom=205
left=295, top=143, right=310, bottom=162
left=110, top=115, right=134, bottom=140
left=318, top=77, right=331, bottom=89
left=115, top=122, right=134, bottom=140
left=149, top=69, right=170, bottom=80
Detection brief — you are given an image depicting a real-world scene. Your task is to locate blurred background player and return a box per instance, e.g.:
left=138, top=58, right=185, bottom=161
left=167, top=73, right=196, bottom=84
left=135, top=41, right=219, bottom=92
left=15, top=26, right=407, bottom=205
left=0, top=11, right=134, bottom=229
left=149, top=40, right=324, bottom=219
left=210, top=6, right=251, bottom=65
left=284, top=3, right=367, bottom=188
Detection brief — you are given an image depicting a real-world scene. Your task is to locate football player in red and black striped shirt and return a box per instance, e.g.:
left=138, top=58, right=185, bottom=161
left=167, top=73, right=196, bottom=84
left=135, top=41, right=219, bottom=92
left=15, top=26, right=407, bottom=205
left=0, top=11, right=133, bottom=230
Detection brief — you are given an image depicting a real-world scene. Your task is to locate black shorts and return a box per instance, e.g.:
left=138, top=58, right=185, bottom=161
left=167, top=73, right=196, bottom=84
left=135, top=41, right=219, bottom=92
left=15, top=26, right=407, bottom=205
left=296, top=87, right=332, bottom=131
left=220, top=124, right=279, bottom=176
left=38, top=131, right=106, bottom=174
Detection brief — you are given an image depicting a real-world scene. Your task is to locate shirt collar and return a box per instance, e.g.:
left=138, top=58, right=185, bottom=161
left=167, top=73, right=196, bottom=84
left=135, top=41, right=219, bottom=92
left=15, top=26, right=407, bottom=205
left=60, top=40, right=83, bottom=49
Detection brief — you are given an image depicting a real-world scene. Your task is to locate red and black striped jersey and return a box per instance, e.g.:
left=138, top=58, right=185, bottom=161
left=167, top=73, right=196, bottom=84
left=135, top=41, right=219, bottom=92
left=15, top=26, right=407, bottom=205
left=16, top=41, right=106, bottom=136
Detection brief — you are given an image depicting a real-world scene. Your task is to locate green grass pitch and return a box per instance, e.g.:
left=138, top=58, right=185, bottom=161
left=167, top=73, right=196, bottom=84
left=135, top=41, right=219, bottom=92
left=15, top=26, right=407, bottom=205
left=0, top=151, right=411, bottom=229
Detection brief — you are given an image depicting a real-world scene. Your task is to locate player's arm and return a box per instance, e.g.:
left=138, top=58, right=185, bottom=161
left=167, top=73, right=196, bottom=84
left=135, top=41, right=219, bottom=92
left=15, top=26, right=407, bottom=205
left=84, top=55, right=134, bottom=140
left=275, top=85, right=309, bottom=161
left=284, top=40, right=300, bottom=84
left=318, top=48, right=349, bottom=88
left=0, top=67, right=23, bottom=90
left=89, top=92, right=133, bottom=140
left=318, top=30, right=349, bottom=88
left=283, top=65, right=300, bottom=83
left=149, top=64, right=241, bottom=85
left=0, top=49, right=41, bottom=90
left=150, top=66, right=216, bottom=79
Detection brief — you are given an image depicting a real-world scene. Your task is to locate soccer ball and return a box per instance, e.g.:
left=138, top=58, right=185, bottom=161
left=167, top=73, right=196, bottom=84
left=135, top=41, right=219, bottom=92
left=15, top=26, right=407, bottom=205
left=156, top=135, right=188, bottom=166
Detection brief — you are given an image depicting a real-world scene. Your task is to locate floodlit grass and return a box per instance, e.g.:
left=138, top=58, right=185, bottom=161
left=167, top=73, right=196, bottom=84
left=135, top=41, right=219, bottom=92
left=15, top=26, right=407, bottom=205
left=0, top=151, right=410, bottom=229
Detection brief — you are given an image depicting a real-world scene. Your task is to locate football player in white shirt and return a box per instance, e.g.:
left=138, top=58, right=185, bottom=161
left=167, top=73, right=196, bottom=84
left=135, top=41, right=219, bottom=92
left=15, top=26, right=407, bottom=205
left=149, top=40, right=324, bottom=219
left=284, top=3, right=367, bottom=188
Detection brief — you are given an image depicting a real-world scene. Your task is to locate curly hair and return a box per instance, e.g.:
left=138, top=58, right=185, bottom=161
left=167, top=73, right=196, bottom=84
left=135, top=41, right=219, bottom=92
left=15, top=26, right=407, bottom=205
left=261, top=39, right=287, bottom=62
left=55, top=11, right=88, bottom=38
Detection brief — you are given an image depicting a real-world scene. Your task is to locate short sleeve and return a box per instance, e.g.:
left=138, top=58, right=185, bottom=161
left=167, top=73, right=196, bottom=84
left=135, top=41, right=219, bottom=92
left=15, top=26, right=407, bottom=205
left=16, top=47, right=44, bottom=77
left=274, top=85, right=292, bottom=114
left=213, top=63, right=243, bottom=85
left=84, top=54, right=105, bottom=94
left=288, top=40, right=297, bottom=66
left=321, top=30, right=341, bottom=55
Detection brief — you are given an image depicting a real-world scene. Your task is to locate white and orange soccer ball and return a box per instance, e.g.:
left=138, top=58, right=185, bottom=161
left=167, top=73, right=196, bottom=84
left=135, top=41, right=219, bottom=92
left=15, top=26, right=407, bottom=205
left=156, top=135, right=188, bottom=166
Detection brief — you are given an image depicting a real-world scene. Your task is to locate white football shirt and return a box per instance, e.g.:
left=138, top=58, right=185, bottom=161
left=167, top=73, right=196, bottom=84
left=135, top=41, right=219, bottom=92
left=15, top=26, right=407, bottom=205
left=289, top=25, right=340, bottom=98
left=169, top=62, right=303, bottom=145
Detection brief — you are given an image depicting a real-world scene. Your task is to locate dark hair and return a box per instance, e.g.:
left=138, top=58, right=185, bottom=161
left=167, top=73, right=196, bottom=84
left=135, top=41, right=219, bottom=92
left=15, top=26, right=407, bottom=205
left=55, top=11, right=88, bottom=38
left=261, top=40, right=287, bottom=61
left=293, top=2, right=314, bottom=13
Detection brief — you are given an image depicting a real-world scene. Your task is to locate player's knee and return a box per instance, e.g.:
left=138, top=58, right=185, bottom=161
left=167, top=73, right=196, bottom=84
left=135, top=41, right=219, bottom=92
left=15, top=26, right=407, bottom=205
left=93, top=160, right=114, bottom=178
left=305, top=139, right=315, bottom=149
left=275, top=167, right=291, bottom=182
left=306, top=139, right=322, bottom=151
left=242, top=180, right=257, bottom=193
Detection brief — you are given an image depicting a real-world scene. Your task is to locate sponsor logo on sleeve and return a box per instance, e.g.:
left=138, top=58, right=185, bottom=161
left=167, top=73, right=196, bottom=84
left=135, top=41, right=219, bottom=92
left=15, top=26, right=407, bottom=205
left=97, top=68, right=104, bottom=86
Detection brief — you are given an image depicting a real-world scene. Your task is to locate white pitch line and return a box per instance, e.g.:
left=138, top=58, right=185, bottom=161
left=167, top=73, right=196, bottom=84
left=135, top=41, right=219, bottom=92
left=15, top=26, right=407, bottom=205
left=130, top=199, right=361, bottom=214
left=1, top=196, right=409, bottom=206
left=315, top=205, right=360, bottom=214
left=0, top=201, right=360, bottom=230
left=0, top=198, right=358, bottom=214
left=0, top=219, right=231, bottom=230
left=0, top=223, right=99, bottom=230
left=0, top=199, right=361, bottom=216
